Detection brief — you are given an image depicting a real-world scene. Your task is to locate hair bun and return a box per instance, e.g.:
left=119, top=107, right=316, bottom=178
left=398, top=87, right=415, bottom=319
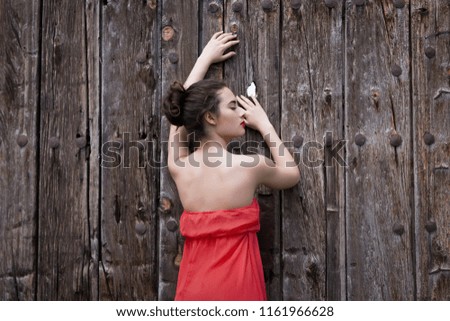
left=162, top=81, right=186, bottom=127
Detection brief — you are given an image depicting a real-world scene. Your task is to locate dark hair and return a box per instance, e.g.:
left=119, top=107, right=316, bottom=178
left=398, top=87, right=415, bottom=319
left=162, top=79, right=227, bottom=142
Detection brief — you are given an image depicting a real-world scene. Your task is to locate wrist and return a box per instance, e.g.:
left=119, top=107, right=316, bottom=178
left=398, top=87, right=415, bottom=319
left=258, top=123, right=274, bottom=136
left=197, top=54, right=212, bottom=67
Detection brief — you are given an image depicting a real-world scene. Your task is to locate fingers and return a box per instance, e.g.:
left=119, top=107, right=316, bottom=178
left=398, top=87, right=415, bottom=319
left=217, top=32, right=238, bottom=42
left=221, top=51, right=236, bottom=61
left=212, top=31, right=224, bottom=39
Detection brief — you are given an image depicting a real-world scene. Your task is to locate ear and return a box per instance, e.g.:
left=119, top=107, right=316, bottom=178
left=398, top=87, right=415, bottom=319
left=204, top=111, right=217, bottom=126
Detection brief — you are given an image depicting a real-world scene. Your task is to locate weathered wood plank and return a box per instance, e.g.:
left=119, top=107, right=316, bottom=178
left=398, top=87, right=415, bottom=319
left=345, top=0, right=414, bottom=300
left=0, top=0, right=39, bottom=300
left=100, top=0, right=159, bottom=300
left=159, top=0, right=199, bottom=300
left=244, top=0, right=282, bottom=301
left=37, top=0, right=92, bottom=299
left=411, top=0, right=450, bottom=300
left=85, top=0, right=101, bottom=301
left=281, top=0, right=343, bottom=300
left=202, top=0, right=224, bottom=80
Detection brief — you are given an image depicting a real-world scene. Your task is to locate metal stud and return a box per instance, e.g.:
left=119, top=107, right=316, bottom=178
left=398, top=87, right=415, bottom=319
left=232, top=1, right=243, bottom=12
left=49, top=137, right=60, bottom=149
left=391, top=64, right=402, bottom=77
left=166, top=218, right=179, bottom=232
left=393, top=0, right=405, bottom=9
left=424, top=46, right=436, bottom=59
left=291, top=0, right=301, bottom=10
left=324, top=0, right=337, bottom=8
left=168, top=52, right=179, bottom=64
left=76, top=136, right=87, bottom=148
left=293, top=135, right=303, bottom=148
left=355, top=133, right=366, bottom=146
left=425, top=221, right=437, bottom=233
left=261, top=0, right=273, bottom=11
left=389, top=133, right=402, bottom=147
left=393, top=223, right=405, bottom=235
left=208, top=1, right=220, bottom=14
left=17, top=134, right=28, bottom=147
left=135, top=222, right=147, bottom=235
left=423, top=132, right=435, bottom=145
left=136, top=51, right=147, bottom=63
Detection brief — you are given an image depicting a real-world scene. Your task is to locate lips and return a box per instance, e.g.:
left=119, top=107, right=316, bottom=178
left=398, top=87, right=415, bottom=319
left=240, top=121, right=245, bottom=128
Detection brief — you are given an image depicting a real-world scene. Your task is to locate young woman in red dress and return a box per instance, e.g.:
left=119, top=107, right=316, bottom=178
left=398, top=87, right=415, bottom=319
left=163, top=31, right=300, bottom=301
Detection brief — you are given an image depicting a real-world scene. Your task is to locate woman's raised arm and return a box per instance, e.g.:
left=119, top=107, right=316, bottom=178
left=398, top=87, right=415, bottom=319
left=167, top=32, right=239, bottom=175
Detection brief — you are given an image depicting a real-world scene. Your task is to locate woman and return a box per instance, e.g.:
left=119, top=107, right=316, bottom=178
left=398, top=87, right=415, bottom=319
left=163, top=31, right=300, bottom=300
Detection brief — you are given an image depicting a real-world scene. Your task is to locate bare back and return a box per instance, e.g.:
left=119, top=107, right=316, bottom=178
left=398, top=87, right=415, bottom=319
left=172, top=149, right=260, bottom=212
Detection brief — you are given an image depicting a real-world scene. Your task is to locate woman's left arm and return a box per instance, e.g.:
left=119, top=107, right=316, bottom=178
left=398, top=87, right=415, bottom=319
left=167, top=31, right=239, bottom=176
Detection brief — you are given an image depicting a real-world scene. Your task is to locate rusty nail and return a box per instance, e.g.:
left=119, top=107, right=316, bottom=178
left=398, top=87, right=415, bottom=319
left=261, top=0, right=273, bottom=11
left=325, top=132, right=333, bottom=147
left=162, top=26, right=175, bottom=42
left=355, top=133, right=366, bottom=146
left=17, top=134, right=28, bottom=147
left=76, top=136, right=87, bottom=148
left=393, top=223, right=405, bottom=235
left=390, top=133, right=402, bottom=147
left=353, top=0, right=365, bottom=6
left=166, top=218, right=179, bottom=232
left=293, top=135, right=303, bottom=148
left=49, top=137, right=60, bottom=149
left=423, top=132, right=435, bottom=145
left=424, top=46, right=435, bottom=59
left=393, top=0, right=405, bottom=9
left=391, top=64, right=402, bottom=77
left=229, top=22, right=239, bottom=34
left=208, top=1, right=220, bottom=14
left=168, top=52, right=179, bottom=64
left=324, top=0, right=337, bottom=8
left=425, top=221, right=437, bottom=233
left=135, top=222, right=147, bottom=235
left=159, top=195, right=173, bottom=213
left=136, top=51, right=147, bottom=63
left=291, top=0, right=301, bottom=10
left=232, top=1, right=243, bottom=12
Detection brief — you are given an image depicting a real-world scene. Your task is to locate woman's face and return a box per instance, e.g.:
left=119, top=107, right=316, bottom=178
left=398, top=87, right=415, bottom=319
left=213, top=87, right=246, bottom=141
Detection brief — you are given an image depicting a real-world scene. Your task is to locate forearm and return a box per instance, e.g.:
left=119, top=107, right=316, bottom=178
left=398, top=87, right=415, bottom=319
left=260, top=124, right=297, bottom=169
left=183, top=56, right=211, bottom=89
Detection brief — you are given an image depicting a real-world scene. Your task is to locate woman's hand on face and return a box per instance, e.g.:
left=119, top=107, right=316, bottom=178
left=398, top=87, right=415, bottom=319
left=199, top=31, right=240, bottom=65
left=236, top=95, right=272, bottom=133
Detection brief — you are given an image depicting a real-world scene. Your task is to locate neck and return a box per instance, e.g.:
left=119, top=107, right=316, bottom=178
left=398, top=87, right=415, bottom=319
left=197, top=134, right=229, bottom=152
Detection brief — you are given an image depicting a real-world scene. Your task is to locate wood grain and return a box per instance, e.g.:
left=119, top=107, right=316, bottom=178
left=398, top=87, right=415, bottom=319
left=0, top=0, right=39, bottom=300
left=345, top=0, right=414, bottom=300
left=100, top=0, right=158, bottom=300
left=411, top=0, right=450, bottom=300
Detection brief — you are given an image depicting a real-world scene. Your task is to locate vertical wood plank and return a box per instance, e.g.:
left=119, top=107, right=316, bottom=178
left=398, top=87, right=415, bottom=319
left=281, top=0, right=345, bottom=300
left=37, top=0, right=92, bottom=299
left=85, top=0, right=101, bottom=301
left=411, top=0, right=450, bottom=300
left=201, top=0, right=224, bottom=80
left=159, top=0, right=199, bottom=300
left=345, top=0, right=414, bottom=300
left=245, top=0, right=282, bottom=301
left=0, top=0, right=40, bottom=300
left=100, top=0, right=159, bottom=300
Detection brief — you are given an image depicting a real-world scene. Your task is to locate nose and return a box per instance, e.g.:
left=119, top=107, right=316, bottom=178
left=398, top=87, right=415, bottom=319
left=238, top=107, right=245, bottom=118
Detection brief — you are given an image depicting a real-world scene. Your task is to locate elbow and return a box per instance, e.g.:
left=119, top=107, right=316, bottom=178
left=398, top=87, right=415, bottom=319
left=290, top=167, right=301, bottom=187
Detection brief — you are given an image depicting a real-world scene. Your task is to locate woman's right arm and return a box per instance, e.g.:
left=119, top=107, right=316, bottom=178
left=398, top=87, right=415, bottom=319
left=237, top=95, right=300, bottom=189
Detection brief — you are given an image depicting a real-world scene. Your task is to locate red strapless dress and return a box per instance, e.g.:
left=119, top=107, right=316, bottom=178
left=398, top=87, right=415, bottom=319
left=175, top=197, right=267, bottom=301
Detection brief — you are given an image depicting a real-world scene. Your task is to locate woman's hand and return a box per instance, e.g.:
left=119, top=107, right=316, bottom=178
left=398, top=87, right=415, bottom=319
left=236, top=95, right=272, bottom=133
left=199, top=31, right=240, bottom=65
